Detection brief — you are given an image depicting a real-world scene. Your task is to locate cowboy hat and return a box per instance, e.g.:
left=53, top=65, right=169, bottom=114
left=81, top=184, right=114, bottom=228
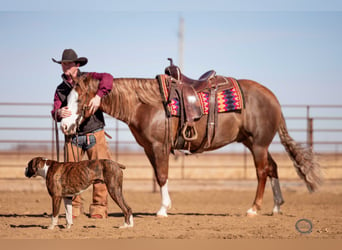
left=52, top=49, right=88, bottom=67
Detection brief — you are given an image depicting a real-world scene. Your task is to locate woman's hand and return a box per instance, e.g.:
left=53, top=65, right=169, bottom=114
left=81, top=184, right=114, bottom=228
left=58, top=107, right=72, bottom=118
left=89, top=95, right=101, bottom=115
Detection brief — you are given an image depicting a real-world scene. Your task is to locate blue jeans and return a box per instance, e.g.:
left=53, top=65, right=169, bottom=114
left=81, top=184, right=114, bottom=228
left=71, top=133, right=96, bottom=150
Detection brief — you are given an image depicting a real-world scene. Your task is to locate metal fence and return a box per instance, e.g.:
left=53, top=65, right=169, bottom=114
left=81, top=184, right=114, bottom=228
left=0, top=102, right=342, bottom=180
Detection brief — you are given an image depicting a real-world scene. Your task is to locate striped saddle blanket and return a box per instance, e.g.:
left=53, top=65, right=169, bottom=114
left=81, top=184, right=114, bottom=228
left=157, top=74, right=244, bottom=117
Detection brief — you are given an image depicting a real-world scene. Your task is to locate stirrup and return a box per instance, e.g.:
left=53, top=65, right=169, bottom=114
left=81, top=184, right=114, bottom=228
left=182, top=123, right=198, bottom=141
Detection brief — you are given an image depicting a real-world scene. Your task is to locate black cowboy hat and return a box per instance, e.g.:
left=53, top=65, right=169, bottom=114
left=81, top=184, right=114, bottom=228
left=52, top=49, right=88, bottom=67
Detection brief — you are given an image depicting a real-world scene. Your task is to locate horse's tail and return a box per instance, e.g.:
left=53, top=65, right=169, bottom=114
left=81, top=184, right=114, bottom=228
left=278, top=113, right=323, bottom=192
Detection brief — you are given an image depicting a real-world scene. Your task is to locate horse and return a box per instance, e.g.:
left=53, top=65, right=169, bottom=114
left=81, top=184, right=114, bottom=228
left=60, top=70, right=322, bottom=217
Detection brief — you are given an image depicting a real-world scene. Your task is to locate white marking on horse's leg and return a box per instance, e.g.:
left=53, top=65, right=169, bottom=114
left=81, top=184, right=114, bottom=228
left=272, top=204, right=282, bottom=215
left=246, top=208, right=258, bottom=217
left=48, top=216, right=59, bottom=230
left=157, top=180, right=171, bottom=217
left=270, top=177, right=284, bottom=215
left=119, top=215, right=134, bottom=229
left=63, top=197, right=73, bottom=229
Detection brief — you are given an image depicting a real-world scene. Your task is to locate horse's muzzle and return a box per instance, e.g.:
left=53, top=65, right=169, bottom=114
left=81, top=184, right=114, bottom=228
left=61, top=123, right=76, bottom=135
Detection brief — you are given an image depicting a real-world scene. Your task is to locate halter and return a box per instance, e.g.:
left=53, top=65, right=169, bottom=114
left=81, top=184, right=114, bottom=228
left=75, top=83, right=91, bottom=132
left=64, top=83, right=90, bottom=163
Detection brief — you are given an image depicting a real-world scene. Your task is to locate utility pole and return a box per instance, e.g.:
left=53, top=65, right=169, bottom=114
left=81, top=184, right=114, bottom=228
left=178, top=16, right=184, bottom=71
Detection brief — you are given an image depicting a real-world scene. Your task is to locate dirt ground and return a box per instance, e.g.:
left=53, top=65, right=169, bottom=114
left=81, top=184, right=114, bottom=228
left=0, top=179, right=342, bottom=240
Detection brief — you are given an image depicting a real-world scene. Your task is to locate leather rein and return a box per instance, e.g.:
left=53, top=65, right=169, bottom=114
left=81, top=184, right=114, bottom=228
left=55, top=84, right=90, bottom=162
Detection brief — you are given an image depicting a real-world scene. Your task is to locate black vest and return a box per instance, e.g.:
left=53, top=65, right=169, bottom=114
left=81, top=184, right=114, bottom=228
left=56, top=72, right=105, bottom=135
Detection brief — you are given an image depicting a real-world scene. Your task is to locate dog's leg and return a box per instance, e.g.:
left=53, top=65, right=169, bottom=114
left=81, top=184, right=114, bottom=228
left=48, top=196, right=62, bottom=230
left=63, top=197, right=73, bottom=229
left=106, top=180, right=133, bottom=228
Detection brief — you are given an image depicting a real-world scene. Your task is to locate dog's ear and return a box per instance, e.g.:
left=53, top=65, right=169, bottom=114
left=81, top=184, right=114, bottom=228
left=26, top=157, right=49, bottom=178
left=26, top=158, right=38, bottom=178
left=32, top=157, right=40, bottom=167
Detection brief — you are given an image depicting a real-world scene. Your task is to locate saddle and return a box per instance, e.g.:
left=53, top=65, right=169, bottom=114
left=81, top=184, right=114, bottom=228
left=158, top=58, right=241, bottom=153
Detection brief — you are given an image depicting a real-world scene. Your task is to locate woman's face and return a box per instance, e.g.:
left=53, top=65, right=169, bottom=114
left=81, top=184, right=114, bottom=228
left=62, top=62, right=79, bottom=78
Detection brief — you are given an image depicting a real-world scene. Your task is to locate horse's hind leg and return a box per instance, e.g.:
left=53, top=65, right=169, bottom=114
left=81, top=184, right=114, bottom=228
left=267, top=152, right=285, bottom=214
left=244, top=143, right=269, bottom=216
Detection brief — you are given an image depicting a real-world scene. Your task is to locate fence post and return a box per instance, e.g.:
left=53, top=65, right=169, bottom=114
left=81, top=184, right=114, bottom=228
left=307, top=118, right=313, bottom=149
left=243, top=147, right=247, bottom=179
left=306, top=106, right=313, bottom=150
left=115, top=119, right=119, bottom=162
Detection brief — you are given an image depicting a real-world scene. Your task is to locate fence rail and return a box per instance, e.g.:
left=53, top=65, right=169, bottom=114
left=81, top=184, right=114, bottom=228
left=0, top=102, right=341, bottom=181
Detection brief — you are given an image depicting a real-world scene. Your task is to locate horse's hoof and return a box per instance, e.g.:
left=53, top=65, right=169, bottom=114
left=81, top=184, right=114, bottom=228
left=156, top=205, right=170, bottom=217
left=272, top=206, right=283, bottom=215
left=156, top=212, right=168, bottom=218
left=246, top=208, right=258, bottom=217
left=65, top=224, right=73, bottom=229
left=48, top=224, right=56, bottom=230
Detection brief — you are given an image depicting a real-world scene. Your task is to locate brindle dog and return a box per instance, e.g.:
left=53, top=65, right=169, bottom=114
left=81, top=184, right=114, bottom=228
left=25, top=157, right=133, bottom=229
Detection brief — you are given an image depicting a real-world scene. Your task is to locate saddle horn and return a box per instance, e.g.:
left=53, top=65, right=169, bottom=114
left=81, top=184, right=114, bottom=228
left=167, top=58, right=174, bottom=66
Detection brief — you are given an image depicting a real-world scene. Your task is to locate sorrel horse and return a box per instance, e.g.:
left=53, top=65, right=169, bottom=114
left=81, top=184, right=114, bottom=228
left=60, top=71, right=322, bottom=217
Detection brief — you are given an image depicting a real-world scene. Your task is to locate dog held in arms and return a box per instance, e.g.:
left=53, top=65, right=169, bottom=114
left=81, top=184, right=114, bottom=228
left=25, top=157, right=133, bottom=229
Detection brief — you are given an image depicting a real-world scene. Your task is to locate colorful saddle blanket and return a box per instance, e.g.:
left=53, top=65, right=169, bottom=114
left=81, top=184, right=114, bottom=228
left=158, top=75, right=244, bottom=117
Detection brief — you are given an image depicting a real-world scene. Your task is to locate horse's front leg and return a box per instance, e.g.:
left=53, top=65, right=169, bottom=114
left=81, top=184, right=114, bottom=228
left=144, top=146, right=171, bottom=217
left=157, top=179, right=171, bottom=217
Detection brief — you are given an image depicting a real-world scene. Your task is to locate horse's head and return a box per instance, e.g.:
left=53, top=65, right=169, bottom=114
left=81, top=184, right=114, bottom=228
left=60, top=74, right=98, bottom=135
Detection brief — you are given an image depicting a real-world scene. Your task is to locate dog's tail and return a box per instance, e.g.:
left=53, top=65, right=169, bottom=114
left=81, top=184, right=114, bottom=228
left=118, top=162, right=126, bottom=170
left=103, top=159, right=126, bottom=170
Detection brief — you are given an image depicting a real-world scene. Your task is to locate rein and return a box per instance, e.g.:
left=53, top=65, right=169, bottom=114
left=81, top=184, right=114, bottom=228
left=68, top=84, right=91, bottom=162
left=62, top=84, right=90, bottom=163
left=54, top=111, right=60, bottom=162
left=75, top=83, right=90, bottom=131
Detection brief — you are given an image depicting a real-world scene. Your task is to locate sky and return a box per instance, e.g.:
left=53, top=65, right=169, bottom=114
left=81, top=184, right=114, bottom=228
left=0, top=1, right=342, bottom=106
left=0, top=1, right=342, bottom=151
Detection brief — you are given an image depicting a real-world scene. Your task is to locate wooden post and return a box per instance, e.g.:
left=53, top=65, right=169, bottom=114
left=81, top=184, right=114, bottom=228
left=52, top=115, right=55, bottom=161
left=243, top=147, right=247, bottom=179
left=307, top=118, right=313, bottom=150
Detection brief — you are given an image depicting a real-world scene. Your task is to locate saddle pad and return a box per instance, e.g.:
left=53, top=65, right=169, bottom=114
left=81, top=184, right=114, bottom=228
left=157, top=75, right=244, bottom=116
left=198, top=79, right=244, bottom=115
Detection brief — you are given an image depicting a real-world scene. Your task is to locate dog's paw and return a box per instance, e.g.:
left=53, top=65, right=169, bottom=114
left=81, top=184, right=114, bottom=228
left=119, top=215, right=133, bottom=229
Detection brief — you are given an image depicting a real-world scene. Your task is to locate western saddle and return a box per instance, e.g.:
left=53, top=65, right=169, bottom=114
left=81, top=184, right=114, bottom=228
left=162, top=58, right=231, bottom=153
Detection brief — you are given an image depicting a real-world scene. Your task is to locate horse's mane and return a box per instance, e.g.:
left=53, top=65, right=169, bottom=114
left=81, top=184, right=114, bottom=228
left=113, top=78, right=162, bottom=104
left=87, top=77, right=162, bottom=124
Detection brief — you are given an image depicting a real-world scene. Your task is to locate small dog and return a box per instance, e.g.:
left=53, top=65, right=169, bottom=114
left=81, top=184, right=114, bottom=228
left=25, top=157, right=133, bottom=229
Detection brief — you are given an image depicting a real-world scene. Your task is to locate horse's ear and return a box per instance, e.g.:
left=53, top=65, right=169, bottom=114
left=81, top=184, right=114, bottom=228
left=84, top=74, right=90, bottom=82
left=69, top=73, right=79, bottom=84
left=77, top=73, right=88, bottom=83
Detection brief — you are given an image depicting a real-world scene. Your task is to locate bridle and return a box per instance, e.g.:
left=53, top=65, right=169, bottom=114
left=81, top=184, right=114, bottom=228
left=62, top=83, right=91, bottom=163
left=75, top=83, right=91, bottom=132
